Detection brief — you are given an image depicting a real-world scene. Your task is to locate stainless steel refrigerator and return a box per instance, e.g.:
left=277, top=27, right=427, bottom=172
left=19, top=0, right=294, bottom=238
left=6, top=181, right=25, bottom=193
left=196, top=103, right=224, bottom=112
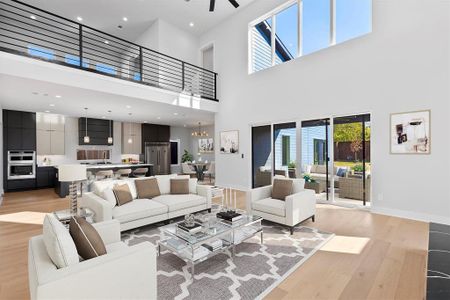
left=145, top=142, right=171, bottom=175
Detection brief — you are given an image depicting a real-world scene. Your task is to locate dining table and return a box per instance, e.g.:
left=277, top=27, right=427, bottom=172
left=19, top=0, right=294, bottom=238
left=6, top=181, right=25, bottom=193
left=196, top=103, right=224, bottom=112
left=189, top=162, right=209, bottom=181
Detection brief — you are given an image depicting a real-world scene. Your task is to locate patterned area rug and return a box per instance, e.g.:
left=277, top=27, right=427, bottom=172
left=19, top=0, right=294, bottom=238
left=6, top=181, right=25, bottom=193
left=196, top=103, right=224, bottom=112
left=122, top=222, right=333, bottom=300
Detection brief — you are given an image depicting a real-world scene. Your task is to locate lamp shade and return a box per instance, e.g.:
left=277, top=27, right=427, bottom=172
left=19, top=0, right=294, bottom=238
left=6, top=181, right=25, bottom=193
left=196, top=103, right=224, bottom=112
left=58, top=165, right=87, bottom=182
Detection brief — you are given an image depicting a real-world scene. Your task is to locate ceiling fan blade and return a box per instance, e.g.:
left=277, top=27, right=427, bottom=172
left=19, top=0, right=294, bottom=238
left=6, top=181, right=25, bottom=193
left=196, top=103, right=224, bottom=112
left=209, top=0, right=216, bottom=12
left=228, top=0, right=240, bottom=8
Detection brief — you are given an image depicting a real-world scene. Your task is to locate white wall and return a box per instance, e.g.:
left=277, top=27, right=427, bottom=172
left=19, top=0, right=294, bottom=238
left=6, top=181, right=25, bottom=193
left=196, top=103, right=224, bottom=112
left=135, top=19, right=200, bottom=65
left=37, top=117, right=122, bottom=166
left=200, top=0, right=450, bottom=224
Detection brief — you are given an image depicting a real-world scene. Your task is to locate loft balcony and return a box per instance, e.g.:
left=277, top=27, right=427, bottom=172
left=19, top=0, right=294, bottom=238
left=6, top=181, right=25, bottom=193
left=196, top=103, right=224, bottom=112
left=0, top=0, right=218, bottom=102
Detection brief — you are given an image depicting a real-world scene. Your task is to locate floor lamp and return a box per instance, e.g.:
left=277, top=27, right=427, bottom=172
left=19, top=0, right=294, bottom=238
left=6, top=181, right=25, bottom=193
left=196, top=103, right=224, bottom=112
left=58, top=165, right=87, bottom=215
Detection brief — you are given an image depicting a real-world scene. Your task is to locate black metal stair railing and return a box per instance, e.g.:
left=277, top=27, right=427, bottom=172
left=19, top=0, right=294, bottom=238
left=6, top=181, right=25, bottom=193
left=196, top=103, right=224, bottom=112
left=0, top=0, right=218, bottom=101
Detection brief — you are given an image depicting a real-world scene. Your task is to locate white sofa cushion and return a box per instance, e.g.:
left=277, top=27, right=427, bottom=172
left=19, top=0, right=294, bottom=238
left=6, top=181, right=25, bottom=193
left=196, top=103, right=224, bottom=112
left=42, top=214, right=79, bottom=269
left=112, top=199, right=168, bottom=223
left=152, top=194, right=206, bottom=212
left=155, top=174, right=178, bottom=195
left=176, top=175, right=198, bottom=194
left=105, top=242, right=128, bottom=253
left=252, top=198, right=286, bottom=217
left=103, top=188, right=117, bottom=208
left=92, top=179, right=137, bottom=199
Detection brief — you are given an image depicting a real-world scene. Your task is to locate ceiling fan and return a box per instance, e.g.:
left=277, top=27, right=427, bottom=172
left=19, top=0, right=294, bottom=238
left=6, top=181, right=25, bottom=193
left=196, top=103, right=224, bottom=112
left=209, top=0, right=240, bottom=12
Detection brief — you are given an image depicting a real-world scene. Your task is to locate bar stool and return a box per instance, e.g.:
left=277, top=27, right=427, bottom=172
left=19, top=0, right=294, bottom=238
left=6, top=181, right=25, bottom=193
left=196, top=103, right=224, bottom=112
left=115, top=168, right=132, bottom=179
left=132, top=168, right=148, bottom=177
left=95, top=170, right=114, bottom=180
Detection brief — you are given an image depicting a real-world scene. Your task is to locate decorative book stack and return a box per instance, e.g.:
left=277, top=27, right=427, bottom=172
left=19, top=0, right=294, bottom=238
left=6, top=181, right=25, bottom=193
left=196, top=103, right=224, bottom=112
left=217, top=211, right=243, bottom=223
left=177, top=222, right=202, bottom=234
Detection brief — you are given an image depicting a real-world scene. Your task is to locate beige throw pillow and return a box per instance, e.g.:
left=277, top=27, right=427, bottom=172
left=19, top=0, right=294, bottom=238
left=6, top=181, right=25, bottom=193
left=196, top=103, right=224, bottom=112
left=272, top=179, right=293, bottom=201
left=113, top=184, right=133, bottom=206
left=69, top=216, right=107, bottom=260
left=135, top=178, right=161, bottom=199
left=170, top=178, right=190, bottom=194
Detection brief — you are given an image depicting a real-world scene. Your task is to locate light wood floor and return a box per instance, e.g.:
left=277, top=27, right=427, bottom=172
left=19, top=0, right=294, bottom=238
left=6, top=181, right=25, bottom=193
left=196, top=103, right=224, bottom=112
left=0, top=189, right=428, bottom=300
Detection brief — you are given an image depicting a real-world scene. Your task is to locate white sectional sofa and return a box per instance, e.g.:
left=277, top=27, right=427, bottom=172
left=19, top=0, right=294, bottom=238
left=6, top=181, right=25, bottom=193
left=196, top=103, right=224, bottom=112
left=81, top=174, right=212, bottom=231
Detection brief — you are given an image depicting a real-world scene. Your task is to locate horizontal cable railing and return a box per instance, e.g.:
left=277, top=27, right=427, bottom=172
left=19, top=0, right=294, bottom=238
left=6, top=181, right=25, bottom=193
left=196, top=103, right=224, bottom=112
left=0, top=0, right=218, bottom=101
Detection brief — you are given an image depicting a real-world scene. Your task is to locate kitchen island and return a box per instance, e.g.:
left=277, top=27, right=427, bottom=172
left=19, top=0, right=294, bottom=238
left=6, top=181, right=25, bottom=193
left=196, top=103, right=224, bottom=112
left=55, top=163, right=153, bottom=198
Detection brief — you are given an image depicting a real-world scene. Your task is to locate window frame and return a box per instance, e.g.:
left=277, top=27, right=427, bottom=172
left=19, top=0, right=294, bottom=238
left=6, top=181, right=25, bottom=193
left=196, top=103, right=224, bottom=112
left=249, top=0, right=371, bottom=74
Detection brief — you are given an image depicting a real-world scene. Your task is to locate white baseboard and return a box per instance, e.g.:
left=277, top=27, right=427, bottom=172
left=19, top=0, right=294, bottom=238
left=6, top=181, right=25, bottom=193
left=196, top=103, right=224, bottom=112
left=371, top=206, right=450, bottom=225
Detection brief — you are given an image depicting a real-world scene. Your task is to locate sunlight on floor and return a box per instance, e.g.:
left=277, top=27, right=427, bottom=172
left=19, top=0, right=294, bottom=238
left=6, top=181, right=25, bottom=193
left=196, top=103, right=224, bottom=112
left=0, top=211, right=47, bottom=225
left=320, top=235, right=370, bottom=254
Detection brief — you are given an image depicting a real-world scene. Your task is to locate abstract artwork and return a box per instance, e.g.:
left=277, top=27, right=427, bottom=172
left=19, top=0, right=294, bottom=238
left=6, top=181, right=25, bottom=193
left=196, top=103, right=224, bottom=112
left=198, top=138, right=214, bottom=153
left=391, top=110, right=431, bottom=154
left=220, top=130, right=239, bottom=154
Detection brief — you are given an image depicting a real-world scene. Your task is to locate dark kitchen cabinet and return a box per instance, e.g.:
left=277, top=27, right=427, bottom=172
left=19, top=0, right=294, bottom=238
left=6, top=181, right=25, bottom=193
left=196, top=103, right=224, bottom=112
left=6, top=110, right=22, bottom=128
left=141, top=124, right=170, bottom=153
left=79, top=118, right=113, bottom=145
left=6, top=127, right=23, bottom=150
left=7, top=179, right=37, bottom=191
left=3, top=110, right=37, bottom=192
left=3, top=110, right=36, bottom=151
left=36, top=166, right=56, bottom=188
left=23, top=128, right=37, bottom=150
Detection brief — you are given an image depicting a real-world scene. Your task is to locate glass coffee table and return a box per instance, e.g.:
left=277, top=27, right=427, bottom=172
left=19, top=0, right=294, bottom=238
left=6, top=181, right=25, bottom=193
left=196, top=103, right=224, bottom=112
left=158, top=208, right=263, bottom=278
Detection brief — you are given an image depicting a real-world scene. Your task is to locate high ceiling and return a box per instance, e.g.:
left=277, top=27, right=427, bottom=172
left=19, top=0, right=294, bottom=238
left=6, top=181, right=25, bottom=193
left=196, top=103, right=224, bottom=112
left=20, top=0, right=256, bottom=40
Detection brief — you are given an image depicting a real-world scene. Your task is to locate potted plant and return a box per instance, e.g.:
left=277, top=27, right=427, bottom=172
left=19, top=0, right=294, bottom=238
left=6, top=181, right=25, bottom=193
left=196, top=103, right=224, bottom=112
left=287, top=161, right=296, bottom=178
left=181, top=150, right=193, bottom=163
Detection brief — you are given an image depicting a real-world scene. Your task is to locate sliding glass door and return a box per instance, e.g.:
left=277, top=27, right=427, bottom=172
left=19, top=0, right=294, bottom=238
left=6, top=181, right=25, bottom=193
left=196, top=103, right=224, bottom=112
left=273, top=122, right=297, bottom=178
left=252, top=125, right=272, bottom=188
left=333, top=114, right=371, bottom=206
left=301, top=119, right=331, bottom=200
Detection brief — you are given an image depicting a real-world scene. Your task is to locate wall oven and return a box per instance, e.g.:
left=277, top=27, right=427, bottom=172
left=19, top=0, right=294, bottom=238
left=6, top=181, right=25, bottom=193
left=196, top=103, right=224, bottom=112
left=8, top=151, right=36, bottom=180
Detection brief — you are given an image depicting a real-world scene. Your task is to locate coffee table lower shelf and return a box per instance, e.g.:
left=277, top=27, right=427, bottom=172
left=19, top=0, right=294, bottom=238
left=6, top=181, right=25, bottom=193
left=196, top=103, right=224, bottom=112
left=158, top=221, right=263, bottom=279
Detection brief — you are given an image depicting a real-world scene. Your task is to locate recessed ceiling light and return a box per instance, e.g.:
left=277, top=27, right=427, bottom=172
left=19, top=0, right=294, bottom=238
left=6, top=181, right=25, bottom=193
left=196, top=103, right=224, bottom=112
left=77, top=16, right=83, bottom=22
left=183, top=124, right=187, bottom=127
left=55, top=95, right=62, bottom=98
left=102, top=116, right=106, bottom=119
left=123, top=17, right=128, bottom=22
left=104, top=40, right=109, bottom=44
left=157, top=117, right=161, bottom=120
left=189, top=22, right=194, bottom=27
left=45, top=110, right=50, bottom=113
left=118, top=25, right=123, bottom=29
left=126, top=105, right=131, bottom=109
left=30, top=15, right=36, bottom=20
left=49, top=104, right=55, bottom=107
left=143, top=121, right=148, bottom=123
left=173, top=112, right=179, bottom=116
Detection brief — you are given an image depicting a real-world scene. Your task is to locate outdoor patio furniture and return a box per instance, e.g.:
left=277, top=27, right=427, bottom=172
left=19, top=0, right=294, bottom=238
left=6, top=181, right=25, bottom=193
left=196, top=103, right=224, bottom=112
left=339, top=175, right=371, bottom=201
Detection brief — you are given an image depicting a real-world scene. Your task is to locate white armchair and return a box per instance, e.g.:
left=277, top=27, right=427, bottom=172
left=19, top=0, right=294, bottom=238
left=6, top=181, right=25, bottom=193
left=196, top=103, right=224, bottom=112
left=28, top=220, right=157, bottom=300
left=246, top=178, right=316, bottom=234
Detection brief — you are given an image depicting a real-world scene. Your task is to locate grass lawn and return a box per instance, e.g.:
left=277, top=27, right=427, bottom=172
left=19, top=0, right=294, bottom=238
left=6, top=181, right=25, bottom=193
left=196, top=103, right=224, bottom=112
left=334, top=161, right=371, bottom=170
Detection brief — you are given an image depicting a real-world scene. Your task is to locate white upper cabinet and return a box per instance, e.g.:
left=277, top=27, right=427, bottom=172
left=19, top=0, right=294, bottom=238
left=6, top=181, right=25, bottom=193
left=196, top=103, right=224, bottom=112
left=122, top=122, right=142, bottom=155
left=36, top=113, right=65, bottom=155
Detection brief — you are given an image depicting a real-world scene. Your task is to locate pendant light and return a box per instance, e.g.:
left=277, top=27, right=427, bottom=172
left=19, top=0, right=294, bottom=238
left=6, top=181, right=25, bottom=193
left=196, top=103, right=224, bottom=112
left=107, top=110, right=113, bottom=144
left=192, top=122, right=208, bottom=137
left=127, top=113, right=133, bottom=144
left=83, top=107, right=90, bottom=143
